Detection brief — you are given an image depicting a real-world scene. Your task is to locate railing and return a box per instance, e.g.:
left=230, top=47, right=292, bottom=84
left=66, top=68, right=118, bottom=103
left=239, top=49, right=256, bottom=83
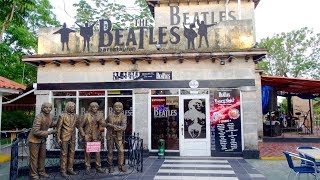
left=9, top=131, right=144, bottom=179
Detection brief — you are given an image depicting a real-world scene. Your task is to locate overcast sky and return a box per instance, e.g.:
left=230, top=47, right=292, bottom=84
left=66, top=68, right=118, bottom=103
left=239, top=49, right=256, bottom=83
left=50, top=0, right=320, bottom=41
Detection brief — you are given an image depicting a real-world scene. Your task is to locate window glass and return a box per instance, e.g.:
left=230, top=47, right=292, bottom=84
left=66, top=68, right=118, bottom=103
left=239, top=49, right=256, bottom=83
left=107, top=90, right=132, bottom=96
left=52, top=91, right=76, bottom=96
left=151, top=96, right=179, bottom=150
left=52, top=98, right=76, bottom=149
left=107, top=96, right=133, bottom=136
left=78, top=98, right=105, bottom=149
left=79, top=91, right=105, bottom=96
left=151, top=89, right=179, bottom=95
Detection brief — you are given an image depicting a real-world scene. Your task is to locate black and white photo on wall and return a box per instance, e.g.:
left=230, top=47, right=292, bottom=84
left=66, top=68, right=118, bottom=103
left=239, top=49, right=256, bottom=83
left=183, top=99, right=206, bottom=139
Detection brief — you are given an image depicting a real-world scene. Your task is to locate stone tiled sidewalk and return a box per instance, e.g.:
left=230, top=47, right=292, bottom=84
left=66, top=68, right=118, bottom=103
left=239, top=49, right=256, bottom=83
left=259, top=142, right=320, bottom=158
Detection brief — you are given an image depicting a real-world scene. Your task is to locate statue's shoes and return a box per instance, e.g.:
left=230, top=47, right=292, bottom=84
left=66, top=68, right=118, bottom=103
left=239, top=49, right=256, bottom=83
left=109, top=167, right=115, bottom=173
left=85, top=168, right=90, bottom=175
left=96, top=168, right=105, bottom=173
left=119, top=166, right=127, bottom=172
left=67, top=170, right=77, bottom=175
left=61, top=172, right=68, bottom=178
left=39, top=172, right=49, bottom=178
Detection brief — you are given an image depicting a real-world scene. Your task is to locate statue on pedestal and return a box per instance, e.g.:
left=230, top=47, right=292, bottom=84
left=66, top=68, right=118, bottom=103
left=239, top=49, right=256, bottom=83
left=57, top=101, right=78, bottom=177
left=79, top=102, right=106, bottom=174
left=106, top=102, right=127, bottom=173
left=28, top=102, right=56, bottom=180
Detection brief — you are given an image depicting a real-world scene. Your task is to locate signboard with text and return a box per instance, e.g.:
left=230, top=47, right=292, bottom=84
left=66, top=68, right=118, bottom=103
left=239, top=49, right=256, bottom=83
left=210, top=88, right=242, bottom=152
left=86, top=142, right=101, bottom=153
left=113, top=71, right=172, bottom=81
left=38, top=2, right=255, bottom=54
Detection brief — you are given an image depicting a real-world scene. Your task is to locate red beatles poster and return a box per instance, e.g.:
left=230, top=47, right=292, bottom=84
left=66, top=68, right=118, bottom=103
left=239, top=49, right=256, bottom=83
left=210, top=88, right=242, bottom=152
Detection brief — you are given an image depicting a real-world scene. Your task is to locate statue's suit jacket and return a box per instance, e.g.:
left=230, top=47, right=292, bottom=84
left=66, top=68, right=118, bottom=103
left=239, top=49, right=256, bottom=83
left=57, top=113, right=78, bottom=142
left=79, top=112, right=106, bottom=140
left=28, top=113, right=55, bottom=144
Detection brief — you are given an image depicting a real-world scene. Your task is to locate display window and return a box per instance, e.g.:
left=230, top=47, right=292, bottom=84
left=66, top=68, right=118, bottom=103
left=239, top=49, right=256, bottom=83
left=50, top=90, right=133, bottom=150
left=150, top=92, right=179, bottom=150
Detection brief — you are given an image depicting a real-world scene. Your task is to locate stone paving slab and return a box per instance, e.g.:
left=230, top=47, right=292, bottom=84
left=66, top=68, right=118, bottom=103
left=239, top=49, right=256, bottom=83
left=259, top=142, right=320, bottom=159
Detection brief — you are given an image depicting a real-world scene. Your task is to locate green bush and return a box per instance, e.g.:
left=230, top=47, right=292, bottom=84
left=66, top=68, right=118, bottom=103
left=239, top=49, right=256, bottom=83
left=1, top=110, right=35, bottom=130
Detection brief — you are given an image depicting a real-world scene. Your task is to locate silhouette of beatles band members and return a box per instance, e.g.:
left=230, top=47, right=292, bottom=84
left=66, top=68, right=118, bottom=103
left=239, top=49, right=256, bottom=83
left=196, top=18, right=217, bottom=48
left=183, top=22, right=197, bottom=50
left=76, top=22, right=96, bottom=51
left=53, top=23, right=76, bottom=51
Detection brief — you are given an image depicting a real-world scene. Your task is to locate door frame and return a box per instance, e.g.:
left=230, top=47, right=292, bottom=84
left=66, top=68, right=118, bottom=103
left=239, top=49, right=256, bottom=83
left=179, top=94, right=210, bottom=156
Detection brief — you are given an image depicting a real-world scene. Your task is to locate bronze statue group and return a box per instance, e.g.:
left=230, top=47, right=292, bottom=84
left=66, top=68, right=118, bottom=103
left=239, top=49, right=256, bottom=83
left=27, top=101, right=127, bottom=179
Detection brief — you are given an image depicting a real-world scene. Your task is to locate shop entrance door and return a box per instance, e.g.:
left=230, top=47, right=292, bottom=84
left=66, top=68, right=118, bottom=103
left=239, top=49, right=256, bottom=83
left=179, top=95, right=210, bottom=156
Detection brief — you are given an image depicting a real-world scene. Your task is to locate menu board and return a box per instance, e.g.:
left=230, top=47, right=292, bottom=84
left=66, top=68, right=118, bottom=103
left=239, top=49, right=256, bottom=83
left=210, top=88, right=242, bottom=152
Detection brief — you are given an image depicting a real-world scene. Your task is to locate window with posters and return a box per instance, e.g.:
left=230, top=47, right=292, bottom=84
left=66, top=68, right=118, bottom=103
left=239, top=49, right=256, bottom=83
left=78, top=91, right=105, bottom=149
left=51, top=90, right=133, bottom=150
left=107, top=90, right=133, bottom=149
left=210, top=88, right=242, bottom=152
left=151, top=89, right=179, bottom=150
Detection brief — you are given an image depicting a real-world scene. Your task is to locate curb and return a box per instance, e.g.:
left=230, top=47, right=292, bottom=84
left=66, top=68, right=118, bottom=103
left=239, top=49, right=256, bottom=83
left=0, top=155, right=11, bottom=162
left=260, top=157, right=285, bottom=160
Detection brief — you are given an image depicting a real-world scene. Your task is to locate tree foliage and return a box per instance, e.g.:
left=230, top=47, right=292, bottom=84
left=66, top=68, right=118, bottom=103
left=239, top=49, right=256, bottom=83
left=73, top=0, right=154, bottom=29
left=2, top=110, right=35, bottom=130
left=257, top=27, right=320, bottom=79
left=0, top=0, right=59, bottom=85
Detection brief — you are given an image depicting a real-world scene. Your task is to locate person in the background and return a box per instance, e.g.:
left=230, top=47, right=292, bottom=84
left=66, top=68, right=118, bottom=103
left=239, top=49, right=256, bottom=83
left=106, top=102, right=127, bottom=173
left=57, top=101, right=79, bottom=177
left=28, top=102, right=56, bottom=180
left=79, top=102, right=106, bottom=174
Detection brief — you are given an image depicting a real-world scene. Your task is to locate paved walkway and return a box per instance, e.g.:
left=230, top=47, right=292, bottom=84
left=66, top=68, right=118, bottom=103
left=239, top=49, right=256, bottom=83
left=0, top=156, right=266, bottom=180
left=259, top=142, right=320, bottom=159
left=153, top=157, right=265, bottom=180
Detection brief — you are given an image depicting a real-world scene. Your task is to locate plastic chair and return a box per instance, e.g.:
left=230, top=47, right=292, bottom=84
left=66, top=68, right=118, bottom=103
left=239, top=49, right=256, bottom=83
left=283, top=151, right=319, bottom=180
left=296, top=146, right=320, bottom=167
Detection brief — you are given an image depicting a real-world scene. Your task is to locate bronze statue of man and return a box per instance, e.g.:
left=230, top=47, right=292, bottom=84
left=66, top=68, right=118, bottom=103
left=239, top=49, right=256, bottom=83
left=79, top=102, right=106, bottom=174
left=106, top=102, right=127, bottom=173
left=57, top=101, right=78, bottom=177
left=28, top=102, right=56, bottom=180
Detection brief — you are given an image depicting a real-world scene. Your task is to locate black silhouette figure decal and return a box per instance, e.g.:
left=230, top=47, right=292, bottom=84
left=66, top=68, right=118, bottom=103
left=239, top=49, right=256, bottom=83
left=183, top=23, right=197, bottom=50
left=53, top=23, right=76, bottom=51
left=76, top=22, right=96, bottom=51
left=196, top=18, right=217, bottom=48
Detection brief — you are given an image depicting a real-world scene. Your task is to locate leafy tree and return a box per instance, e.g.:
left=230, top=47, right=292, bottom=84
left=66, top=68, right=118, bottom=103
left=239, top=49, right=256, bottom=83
left=1, top=110, right=35, bottom=130
left=73, top=0, right=154, bottom=29
left=257, top=27, right=320, bottom=79
left=0, top=0, right=59, bottom=85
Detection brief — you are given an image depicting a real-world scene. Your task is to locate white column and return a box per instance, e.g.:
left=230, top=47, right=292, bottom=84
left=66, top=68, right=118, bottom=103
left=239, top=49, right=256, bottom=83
left=0, top=93, right=2, bottom=148
left=238, top=0, right=242, bottom=20
left=225, top=0, right=229, bottom=20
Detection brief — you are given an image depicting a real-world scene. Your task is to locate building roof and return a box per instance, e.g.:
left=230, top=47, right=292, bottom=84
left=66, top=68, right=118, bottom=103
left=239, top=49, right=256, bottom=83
left=22, top=49, right=267, bottom=66
left=261, top=76, right=320, bottom=94
left=0, top=76, right=26, bottom=91
left=146, top=0, right=261, bottom=9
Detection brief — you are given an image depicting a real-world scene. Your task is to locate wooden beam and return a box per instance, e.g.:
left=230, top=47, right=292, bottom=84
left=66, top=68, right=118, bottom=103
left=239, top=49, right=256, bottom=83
left=211, top=56, right=216, bottom=63
left=83, top=59, right=90, bottom=66
left=195, top=56, right=200, bottom=63
left=163, top=57, right=167, bottom=63
left=69, top=60, right=75, bottom=65
left=114, top=58, right=120, bottom=65
left=38, top=61, right=46, bottom=67
left=53, top=60, right=61, bottom=67
left=146, top=57, right=152, bottom=64
left=131, top=58, right=137, bottom=64
left=99, top=59, right=105, bottom=65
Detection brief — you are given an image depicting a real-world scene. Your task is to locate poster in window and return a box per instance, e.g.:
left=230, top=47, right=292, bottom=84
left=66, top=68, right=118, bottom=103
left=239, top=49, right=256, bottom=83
left=210, top=88, right=242, bottom=152
left=183, top=99, right=206, bottom=139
